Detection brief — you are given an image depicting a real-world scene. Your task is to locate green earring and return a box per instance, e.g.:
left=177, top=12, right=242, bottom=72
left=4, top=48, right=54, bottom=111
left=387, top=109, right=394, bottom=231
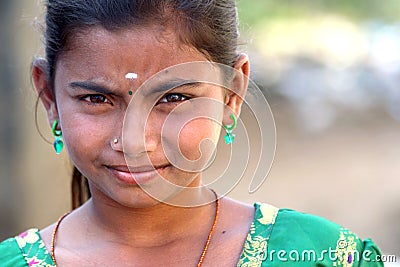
left=224, top=114, right=237, bottom=145
left=52, top=120, right=64, bottom=154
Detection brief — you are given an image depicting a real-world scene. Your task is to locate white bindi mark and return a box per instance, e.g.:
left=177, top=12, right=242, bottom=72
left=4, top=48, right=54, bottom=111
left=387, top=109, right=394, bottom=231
left=125, top=72, right=138, bottom=80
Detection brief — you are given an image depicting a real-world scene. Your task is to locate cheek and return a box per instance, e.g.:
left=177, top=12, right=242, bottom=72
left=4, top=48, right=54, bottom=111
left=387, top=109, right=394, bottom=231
left=62, top=116, right=97, bottom=162
left=58, top=109, right=118, bottom=170
left=178, top=118, right=221, bottom=161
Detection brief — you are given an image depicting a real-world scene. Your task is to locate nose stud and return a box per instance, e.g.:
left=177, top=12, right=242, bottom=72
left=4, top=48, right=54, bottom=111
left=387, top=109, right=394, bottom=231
left=113, top=138, right=119, bottom=145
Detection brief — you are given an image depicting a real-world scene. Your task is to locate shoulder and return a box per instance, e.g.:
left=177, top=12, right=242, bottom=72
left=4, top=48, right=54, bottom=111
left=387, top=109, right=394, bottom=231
left=241, top=203, right=384, bottom=266
left=0, top=229, right=55, bottom=267
left=272, top=208, right=381, bottom=251
left=0, top=235, right=27, bottom=267
left=273, top=207, right=345, bottom=241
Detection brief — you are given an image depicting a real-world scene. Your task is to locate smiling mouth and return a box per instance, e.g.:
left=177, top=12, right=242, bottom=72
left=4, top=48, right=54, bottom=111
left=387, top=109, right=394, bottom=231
left=105, top=164, right=169, bottom=185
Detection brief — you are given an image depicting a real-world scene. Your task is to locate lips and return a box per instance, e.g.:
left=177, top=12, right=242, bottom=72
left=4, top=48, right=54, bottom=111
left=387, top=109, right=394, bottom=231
left=105, top=164, right=168, bottom=185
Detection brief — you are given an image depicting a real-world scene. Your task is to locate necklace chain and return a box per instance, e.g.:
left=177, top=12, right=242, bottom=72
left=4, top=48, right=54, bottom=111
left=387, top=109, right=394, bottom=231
left=50, top=212, right=69, bottom=265
left=197, top=189, right=220, bottom=267
left=50, top=190, right=220, bottom=267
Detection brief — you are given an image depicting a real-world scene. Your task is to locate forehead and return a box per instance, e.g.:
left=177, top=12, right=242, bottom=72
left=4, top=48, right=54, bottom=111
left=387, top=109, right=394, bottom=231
left=56, top=25, right=207, bottom=82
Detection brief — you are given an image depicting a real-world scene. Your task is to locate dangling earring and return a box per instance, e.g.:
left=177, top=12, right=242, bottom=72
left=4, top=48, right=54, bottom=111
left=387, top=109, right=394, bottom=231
left=223, top=114, right=237, bottom=145
left=52, top=119, right=64, bottom=154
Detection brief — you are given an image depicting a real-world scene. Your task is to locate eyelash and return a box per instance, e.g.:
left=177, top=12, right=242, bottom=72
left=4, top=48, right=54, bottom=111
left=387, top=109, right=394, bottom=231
left=158, top=93, right=191, bottom=104
left=81, top=94, right=113, bottom=105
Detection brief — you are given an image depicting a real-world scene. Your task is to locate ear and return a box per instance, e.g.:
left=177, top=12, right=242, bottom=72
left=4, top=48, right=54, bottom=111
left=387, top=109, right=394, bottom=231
left=224, top=53, right=250, bottom=122
left=32, top=58, right=59, bottom=126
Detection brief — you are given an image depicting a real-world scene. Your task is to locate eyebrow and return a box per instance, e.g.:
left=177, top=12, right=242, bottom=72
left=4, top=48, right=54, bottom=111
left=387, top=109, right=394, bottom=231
left=68, top=81, right=114, bottom=95
left=68, top=79, right=200, bottom=95
left=150, top=79, right=199, bottom=93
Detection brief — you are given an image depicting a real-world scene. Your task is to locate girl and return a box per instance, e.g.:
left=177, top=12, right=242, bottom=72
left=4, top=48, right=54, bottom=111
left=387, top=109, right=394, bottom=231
left=0, top=0, right=382, bottom=266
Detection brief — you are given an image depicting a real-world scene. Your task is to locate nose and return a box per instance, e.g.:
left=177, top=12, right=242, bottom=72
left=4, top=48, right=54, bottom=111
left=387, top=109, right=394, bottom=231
left=122, top=112, right=158, bottom=158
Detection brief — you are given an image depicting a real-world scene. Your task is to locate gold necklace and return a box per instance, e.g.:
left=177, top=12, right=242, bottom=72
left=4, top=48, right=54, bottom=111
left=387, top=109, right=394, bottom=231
left=50, top=190, right=220, bottom=267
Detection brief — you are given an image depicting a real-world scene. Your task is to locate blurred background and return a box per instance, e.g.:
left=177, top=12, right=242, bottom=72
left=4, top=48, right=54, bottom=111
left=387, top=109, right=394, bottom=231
left=0, top=0, right=399, bottom=260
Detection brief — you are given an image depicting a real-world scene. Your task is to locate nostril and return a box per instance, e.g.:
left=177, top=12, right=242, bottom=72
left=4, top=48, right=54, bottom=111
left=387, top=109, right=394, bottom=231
left=121, top=137, right=147, bottom=156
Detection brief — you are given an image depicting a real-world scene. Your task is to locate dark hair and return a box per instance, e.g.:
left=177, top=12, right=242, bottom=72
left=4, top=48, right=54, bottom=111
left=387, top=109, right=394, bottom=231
left=43, top=0, right=240, bottom=209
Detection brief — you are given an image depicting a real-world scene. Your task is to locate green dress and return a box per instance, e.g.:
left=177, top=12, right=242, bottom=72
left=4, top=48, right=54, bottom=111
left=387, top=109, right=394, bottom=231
left=0, top=203, right=383, bottom=266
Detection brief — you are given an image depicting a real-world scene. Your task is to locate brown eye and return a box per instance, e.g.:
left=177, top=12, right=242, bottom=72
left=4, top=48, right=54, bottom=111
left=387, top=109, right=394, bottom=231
left=159, top=93, right=189, bottom=103
left=82, top=94, right=111, bottom=104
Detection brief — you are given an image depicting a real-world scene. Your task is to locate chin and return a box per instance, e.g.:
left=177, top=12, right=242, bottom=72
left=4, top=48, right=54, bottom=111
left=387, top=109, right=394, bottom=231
left=108, top=185, right=199, bottom=209
left=89, top=169, right=202, bottom=208
left=119, top=196, right=162, bottom=209
left=88, top=182, right=159, bottom=209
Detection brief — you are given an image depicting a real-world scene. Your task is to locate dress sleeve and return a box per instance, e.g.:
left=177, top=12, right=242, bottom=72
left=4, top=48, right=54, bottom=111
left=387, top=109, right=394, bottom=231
left=357, top=238, right=384, bottom=267
left=0, top=237, right=28, bottom=267
left=261, top=208, right=385, bottom=266
left=0, top=229, right=56, bottom=267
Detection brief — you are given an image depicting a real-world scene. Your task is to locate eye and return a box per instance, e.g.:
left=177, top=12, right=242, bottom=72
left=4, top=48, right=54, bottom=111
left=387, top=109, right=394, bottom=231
left=82, top=94, right=112, bottom=105
left=158, top=93, right=190, bottom=104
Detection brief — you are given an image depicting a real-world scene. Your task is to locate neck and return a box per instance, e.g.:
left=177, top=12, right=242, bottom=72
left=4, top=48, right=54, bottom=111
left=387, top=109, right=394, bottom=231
left=82, top=185, right=217, bottom=248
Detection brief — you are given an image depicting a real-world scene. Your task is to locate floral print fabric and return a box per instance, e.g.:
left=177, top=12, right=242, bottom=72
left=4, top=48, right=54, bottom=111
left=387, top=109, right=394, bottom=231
left=237, top=203, right=279, bottom=267
left=14, top=229, right=55, bottom=267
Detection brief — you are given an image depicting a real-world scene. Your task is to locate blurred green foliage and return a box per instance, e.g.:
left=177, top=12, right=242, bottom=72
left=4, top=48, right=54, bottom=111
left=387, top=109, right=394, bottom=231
left=237, top=0, right=400, bottom=26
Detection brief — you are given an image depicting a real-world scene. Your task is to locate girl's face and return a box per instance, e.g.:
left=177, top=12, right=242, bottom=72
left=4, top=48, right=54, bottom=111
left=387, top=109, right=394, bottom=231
left=35, top=25, right=248, bottom=208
